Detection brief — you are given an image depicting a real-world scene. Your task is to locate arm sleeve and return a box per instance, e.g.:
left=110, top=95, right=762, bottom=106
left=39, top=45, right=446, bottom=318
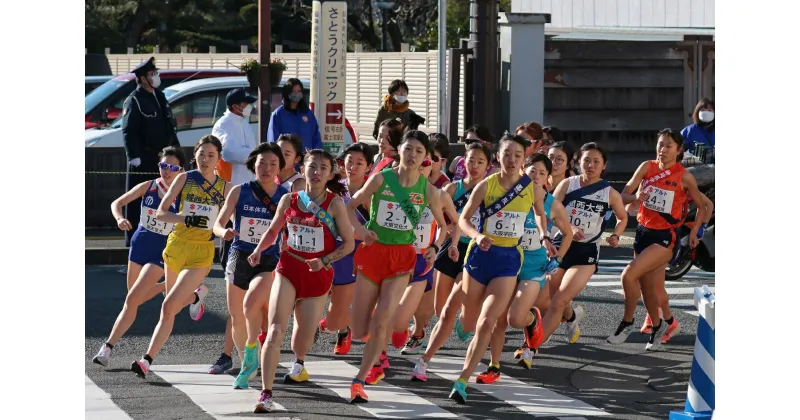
left=215, top=125, right=251, bottom=164
left=122, top=96, right=141, bottom=161
left=267, top=110, right=280, bottom=143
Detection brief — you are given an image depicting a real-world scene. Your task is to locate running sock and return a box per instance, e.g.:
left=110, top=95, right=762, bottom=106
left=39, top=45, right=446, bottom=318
left=566, top=310, right=576, bottom=323
left=489, top=363, right=500, bottom=370
left=105, top=341, right=114, bottom=350
left=665, top=317, right=674, bottom=325
left=262, top=389, right=272, bottom=398
left=143, top=354, right=154, bottom=364
left=193, top=293, right=200, bottom=304
left=338, top=328, right=350, bottom=338
left=245, top=342, right=257, bottom=350
left=456, top=378, right=468, bottom=386
left=352, top=378, right=366, bottom=386
left=296, top=359, right=304, bottom=366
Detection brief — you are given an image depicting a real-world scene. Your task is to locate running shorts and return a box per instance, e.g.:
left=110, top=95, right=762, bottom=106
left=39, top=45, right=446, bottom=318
left=275, top=251, right=334, bottom=299
left=354, top=242, right=416, bottom=287
left=518, top=252, right=549, bottom=289
left=129, top=229, right=167, bottom=268
left=162, top=236, right=215, bottom=273
left=634, top=224, right=678, bottom=258
left=409, top=254, right=434, bottom=292
left=432, top=238, right=470, bottom=279
left=464, top=242, right=523, bottom=286
left=225, top=247, right=278, bottom=291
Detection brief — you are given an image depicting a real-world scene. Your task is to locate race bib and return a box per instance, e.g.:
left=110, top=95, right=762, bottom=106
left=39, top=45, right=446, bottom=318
left=140, top=206, right=174, bottom=236
left=377, top=199, right=419, bottom=231
left=183, top=201, right=219, bottom=231
left=460, top=212, right=482, bottom=240
left=643, top=186, right=675, bottom=214
left=287, top=223, right=324, bottom=253
left=413, top=208, right=435, bottom=251
left=240, top=216, right=272, bottom=245
left=521, top=227, right=542, bottom=251
left=485, top=211, right=526, bottom=238
left=567, top=204, right=603, bottom=240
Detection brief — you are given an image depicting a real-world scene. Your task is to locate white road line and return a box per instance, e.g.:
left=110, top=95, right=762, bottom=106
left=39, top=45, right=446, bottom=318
left=427, top=356, right=609, bottom=417
left=280, top=361, right=457, bottom=419
left=85, top=375, right=134, bottom=420
left=151, top=365, right=289, bottom=420
left=610, top=287, right=714, bottom=295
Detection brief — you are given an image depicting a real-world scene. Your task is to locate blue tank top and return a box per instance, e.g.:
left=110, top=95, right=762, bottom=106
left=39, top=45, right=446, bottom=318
left=520, top=192, right=554, bottom=258
left=232, top=182, right=289, bottom=255
left=454, top=179, right=481, bottom=244
left=137, top=179, right=179, bottom=237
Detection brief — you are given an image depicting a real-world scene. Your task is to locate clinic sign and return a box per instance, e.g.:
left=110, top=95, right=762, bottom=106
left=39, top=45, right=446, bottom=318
left=310, top=1, right=347, bottom=155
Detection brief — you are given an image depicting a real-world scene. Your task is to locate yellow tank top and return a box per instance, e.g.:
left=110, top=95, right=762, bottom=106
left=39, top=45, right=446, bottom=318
left=480, top=173, right=535, bottom=247
left=171, top=170, right=227, bottom=242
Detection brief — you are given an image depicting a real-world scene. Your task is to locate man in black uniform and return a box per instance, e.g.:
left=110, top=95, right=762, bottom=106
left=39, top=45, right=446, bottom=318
left=122, top=57, right=180, bottom=246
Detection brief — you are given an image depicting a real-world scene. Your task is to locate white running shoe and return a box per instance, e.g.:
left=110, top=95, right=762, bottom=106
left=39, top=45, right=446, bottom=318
left=410, top=358, right=429, bottom=382
left=646, top=321, right=668, bottom=351
left=565, top=305, right=585, bottom=344
left=93, top=344, right=112, bottom=367
left=189, top=284, right=209, bottom=321
left=131, top=358, right=150, bottom=378
left=607, top=321, right=635, bottom=345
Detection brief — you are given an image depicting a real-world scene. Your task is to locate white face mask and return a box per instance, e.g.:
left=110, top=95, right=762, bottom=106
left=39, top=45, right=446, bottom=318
left=241, top=104, right=253, bottom=118
left=394, top=95, right=407, bottom=104
left=699, top=110, right=714, bottom=123
left=150, top=74, right=161, bottom=89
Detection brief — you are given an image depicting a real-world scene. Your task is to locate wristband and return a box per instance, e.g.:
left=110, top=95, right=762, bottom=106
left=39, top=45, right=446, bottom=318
left=540, top=236, right=552, bottom=245
left=430, top=243, right=440, bottom=253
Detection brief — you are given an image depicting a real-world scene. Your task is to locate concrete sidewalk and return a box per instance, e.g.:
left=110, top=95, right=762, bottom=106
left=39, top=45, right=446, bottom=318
left=85, top=229, right=636, bottom=265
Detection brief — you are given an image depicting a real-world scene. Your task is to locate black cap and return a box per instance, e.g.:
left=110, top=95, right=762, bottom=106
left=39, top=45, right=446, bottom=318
left=226, top=88, right=257, bottom=106
left=131, top=57, right=159, bottom=77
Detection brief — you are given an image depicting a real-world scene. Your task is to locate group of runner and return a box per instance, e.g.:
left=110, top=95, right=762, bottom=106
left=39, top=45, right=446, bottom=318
left=92, top=121, right=712, bottom=412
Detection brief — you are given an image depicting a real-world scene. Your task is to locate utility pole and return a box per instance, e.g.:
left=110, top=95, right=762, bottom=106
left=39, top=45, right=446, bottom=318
left=258, top=0, right=271, bottom=143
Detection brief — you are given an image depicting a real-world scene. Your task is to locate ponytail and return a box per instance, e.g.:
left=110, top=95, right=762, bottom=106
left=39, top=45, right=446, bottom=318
left=326, top=174, right=348, bottom=196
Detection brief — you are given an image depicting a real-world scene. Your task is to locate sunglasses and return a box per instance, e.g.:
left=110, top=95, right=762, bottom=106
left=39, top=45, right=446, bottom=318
left=159, top=162, right=182, bottom=172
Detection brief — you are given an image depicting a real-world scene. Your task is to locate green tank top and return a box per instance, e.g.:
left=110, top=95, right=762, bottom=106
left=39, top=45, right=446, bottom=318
left=367, top=169, right=429, bottom=245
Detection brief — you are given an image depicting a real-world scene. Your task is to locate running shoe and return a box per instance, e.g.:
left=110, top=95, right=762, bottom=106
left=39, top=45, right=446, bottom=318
left=365, top=366, right=385, bottom=385
left=518, top=348, right=537, bottom=370
left=131, top=358, right=150, bottom=378
left=189, top=284, right=209, bottom=321
left=233, top=344, right=259, bottom=389
left=258, top=331, right=267, bottom=346
left=410, top=358, right=428, bottom=382
left=513, top=347, right=525, bottom=359
left=400, top=331, right=426, bottom=355
left=607, top=320, right=635, bottom=345
left=646, top=321, right=668, bottom=351
left=254, top=390, right=275, bottom=413
left=449, top=381, right=468, bottom=404
left=455, top=316, right=474, bottom=342
left=523, top=308, right=545, bottom=349
left=660, top=319, right=681, bottom=344
left=319, top=317, right=329, bottom=333
left=641, top=309, right=663, bottom=334
left=208, top=353, right=233, bottom=374
left=334, top=327, right=353, bottom=355
left=391, top=328, right=409, bottom=349
left=283, top=361, right=309, bottom=384
left=565, top=305, right=584, bottom=344
left=350, top=382, right=369, bottom=404
left=476, top=365, right=501, bottom=384
left=379, top=352, right=390, bottom=369
left=93, top=344, right=112, bottom=367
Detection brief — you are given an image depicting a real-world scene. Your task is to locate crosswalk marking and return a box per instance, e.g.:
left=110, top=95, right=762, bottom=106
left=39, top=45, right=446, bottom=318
left=85, top=375, right=134, bottom=420
left=151, top=365, right=290, bottom=419
left=280, top=361, right=457, bottom=419
left=610, top=287, right=714, bottom=295
left=427, top=356, right=609, bottom=417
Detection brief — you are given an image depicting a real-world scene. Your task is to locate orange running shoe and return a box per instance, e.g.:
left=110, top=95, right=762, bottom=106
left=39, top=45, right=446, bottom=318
left=523, top=308, right=545, bottom=349
left=350, top=382, right=369, bottom=404
left=641, top=309, right=663, bottom=334
left=365, top=366, right=385, bottom=385
left=660, top=318, right=681, bottom=344
left=476, top=365, right=501, bottom=384
left=391, top=328, right=409, bottom=349
left=334, top=327, right=353, bottom=355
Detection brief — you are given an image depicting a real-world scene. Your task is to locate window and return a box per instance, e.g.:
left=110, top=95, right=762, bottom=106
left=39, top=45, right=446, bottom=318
left=171, top=91, right=219, bottom=131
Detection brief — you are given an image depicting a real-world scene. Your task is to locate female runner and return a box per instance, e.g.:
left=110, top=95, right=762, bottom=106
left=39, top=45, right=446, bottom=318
left=212, top=143, right=289, bottom=388
left=607, top=129, right=711, bottom=350
left=277, top=133, right=306, bottom=192
left=346, top=130, right=449, bottom=404
left=546, top=141, right=576, bottom=194
left=130, top=135, right=229, bottom=377
left=447, top=133, right=551, bottom=404
left=318, top=142, right=375, bottom=355
left=92, top=146, right=186, bottom=367
left=248, top=150, right=355, bottom=412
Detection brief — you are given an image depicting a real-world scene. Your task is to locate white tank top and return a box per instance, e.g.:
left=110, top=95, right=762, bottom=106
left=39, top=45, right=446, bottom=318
left=281, top=172, right=303, bottom=191
left=558, top=176, right=611, bottom=244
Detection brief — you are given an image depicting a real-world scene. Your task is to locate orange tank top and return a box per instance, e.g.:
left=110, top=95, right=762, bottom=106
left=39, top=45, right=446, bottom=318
left=637, top=161, right=687, bottom=230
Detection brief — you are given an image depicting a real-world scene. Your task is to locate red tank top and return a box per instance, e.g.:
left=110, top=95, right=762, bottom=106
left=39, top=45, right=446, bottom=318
left=637, top=161, right=688, bottom=230
left=284, top=192, right=338, bottom=258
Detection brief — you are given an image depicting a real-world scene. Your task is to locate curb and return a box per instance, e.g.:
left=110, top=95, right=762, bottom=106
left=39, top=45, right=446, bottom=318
left=86, top=246, right=635, bottom=265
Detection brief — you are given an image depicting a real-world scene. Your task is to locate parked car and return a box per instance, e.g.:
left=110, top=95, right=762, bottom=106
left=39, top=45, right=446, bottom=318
left=85, top=68, right=244, bottom=129
left=85, top=76, right=359, bottom=149
left=85, top=75, right=113, bottom=95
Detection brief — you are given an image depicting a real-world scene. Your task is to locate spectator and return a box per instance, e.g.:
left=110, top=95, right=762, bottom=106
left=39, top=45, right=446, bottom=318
left=267, top=78, right=322, bottom=150
left=372, top=79, right=424, bottom=138
left=121, top=57, right=180, bottom=247
left=428, top=133, right=451, bottom=188
left=681, top=98, right=715, bottom=153
left=213, top=88, right=259, bottom=185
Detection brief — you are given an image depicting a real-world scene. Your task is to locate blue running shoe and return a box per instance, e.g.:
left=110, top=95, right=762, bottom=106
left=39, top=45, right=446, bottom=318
left=233, top=344, right=259, bottom=389
left=449, top=381, right=468, bottom=404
